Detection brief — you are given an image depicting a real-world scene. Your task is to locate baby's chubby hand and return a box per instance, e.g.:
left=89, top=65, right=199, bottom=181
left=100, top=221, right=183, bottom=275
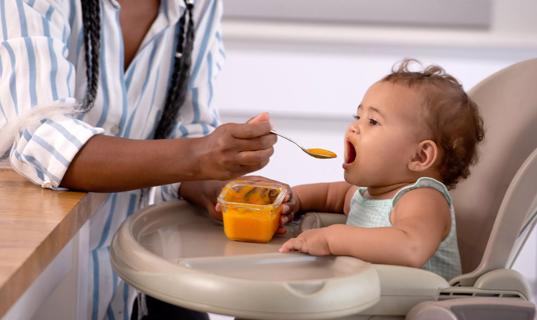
left=279, top=227, right=332, bottom=255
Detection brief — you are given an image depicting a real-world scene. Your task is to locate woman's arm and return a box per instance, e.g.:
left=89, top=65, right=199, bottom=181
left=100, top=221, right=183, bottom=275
left=1, top=2, right=105, bottom=189
left=61, top=117, right=275, bottom=192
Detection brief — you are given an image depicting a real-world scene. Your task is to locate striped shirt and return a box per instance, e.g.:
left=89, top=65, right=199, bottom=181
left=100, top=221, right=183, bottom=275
left=0, top=0, right=224, bottom=319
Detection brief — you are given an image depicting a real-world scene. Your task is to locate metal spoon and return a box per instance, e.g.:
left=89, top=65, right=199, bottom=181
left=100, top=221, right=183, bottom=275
left=270, top=130, right=337, bottom=159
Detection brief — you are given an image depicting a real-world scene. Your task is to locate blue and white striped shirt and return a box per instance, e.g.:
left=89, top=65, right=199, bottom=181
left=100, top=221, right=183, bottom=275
left=0, top=0, right=224, bottom=319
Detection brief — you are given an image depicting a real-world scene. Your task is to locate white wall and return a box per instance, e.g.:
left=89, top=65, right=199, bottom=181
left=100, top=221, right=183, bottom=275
left=213, top=0, right=537, bottom=297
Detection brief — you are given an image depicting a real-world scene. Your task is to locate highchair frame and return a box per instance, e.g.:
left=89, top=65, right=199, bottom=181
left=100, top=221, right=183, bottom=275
left=110, top=58, right=537, bottom=320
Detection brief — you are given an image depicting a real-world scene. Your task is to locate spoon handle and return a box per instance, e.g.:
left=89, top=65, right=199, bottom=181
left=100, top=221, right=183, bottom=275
left=270, top=130, right=305, bottom=152
left=270, top=129, right=336, bottom=159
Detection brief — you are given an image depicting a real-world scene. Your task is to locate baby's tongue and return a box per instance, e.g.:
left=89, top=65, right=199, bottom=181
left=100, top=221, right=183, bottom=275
left=345, top=141, right=357, bottom=164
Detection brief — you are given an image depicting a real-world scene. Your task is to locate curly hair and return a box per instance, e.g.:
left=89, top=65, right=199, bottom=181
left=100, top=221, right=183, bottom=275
left=381, top=59, right=485, bottom=189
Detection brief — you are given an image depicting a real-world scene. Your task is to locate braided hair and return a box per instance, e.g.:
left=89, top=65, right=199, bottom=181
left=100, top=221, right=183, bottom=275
left=80, top=0, right=194, bottom=139
left=154, top=1, right=194, bottom=139
left=80, top=0, right=100, bottom=112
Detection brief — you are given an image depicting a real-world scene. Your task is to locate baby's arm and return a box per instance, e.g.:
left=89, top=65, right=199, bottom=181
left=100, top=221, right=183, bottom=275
left=280, top=188, right=450, bottom=268
left=292, top=182, right=357, bottom=215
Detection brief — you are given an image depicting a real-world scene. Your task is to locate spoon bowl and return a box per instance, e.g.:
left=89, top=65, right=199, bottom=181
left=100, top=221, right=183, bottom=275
left=270, top=130, right=337, bottom=159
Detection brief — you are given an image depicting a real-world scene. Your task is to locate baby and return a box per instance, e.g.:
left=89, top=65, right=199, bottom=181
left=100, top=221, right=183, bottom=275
left=279, top=59, right=484, bottom=280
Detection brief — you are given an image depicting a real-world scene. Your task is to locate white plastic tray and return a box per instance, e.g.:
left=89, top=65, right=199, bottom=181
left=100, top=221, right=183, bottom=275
left=111, top=200, right=448, bottom=319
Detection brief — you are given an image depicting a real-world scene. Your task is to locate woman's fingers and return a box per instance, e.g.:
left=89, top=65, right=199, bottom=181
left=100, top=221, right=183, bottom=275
left=246, top=112, right=270, bottom=124
left=196, top=113, right=279, bottom=180
left=236, top=148, right=274, bottom=166
left=275, top=226, right=287, bottom=235
left=230, top=119, right=272, bottom=139
left=228, top=135, right=276, bottom=153
left=280, top=207, right=294, bottom=223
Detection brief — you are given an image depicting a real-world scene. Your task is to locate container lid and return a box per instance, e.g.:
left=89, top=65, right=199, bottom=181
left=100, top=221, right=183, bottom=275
left=110, top=200, right=381, bottom=319
left=217, top=179, right=288, bottom=209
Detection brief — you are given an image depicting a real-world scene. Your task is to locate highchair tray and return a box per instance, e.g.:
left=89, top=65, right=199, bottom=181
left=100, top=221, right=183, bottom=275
left=110, top=200, right=449, bottom=319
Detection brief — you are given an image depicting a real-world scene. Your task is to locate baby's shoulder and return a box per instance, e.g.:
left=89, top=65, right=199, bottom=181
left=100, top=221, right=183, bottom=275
left=393, top=177, right=452, bottom=208
left=394, top=187, right=450, bottom=209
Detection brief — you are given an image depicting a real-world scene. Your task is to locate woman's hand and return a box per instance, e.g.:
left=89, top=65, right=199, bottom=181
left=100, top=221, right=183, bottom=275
left=194, top=113, right=277, bottom=180
left=278, top=187, right=301, bottom=234
left=179, top=180, right=227, bottom=220
left=278, top=226, right=334, bottom=256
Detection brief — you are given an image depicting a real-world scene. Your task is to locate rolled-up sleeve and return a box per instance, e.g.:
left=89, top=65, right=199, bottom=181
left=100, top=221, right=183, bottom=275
left=154, top=0, right=225, bottom=203
left=0, top=0, right=103, bottom=189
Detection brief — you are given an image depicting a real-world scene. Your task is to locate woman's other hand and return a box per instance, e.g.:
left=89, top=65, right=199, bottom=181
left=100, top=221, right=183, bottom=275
left=179, top=180, right=227, bottom=220
left=277, top=186, right=300, bottom=234
left=195, top=112, right=277, bottom=180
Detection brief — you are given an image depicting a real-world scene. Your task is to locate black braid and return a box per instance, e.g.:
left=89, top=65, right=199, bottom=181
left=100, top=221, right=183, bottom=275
left=80, top=0, right=194, bottom=140
left=154, top=1, right=195, bottom=139
left=80, top=0, right=101, bottom=112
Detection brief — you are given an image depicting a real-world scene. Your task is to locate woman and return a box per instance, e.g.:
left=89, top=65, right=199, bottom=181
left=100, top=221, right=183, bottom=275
left=0, top=0, right=275, bottom=318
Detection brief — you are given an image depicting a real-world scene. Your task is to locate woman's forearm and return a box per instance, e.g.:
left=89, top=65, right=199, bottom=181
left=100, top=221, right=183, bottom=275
left=61, top=117, right=275, bottom=192
left=61, top=134, right=203, bottom=192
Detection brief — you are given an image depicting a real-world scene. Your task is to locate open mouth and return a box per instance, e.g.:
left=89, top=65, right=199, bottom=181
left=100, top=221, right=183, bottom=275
left=344, top=139, right=357, bottom=164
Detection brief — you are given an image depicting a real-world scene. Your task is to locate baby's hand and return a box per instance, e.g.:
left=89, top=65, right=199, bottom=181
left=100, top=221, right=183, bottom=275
left=278, top=228, right=331, bottom=255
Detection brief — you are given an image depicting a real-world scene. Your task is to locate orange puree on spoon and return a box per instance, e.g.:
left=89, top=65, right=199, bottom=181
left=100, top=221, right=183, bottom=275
left=305, top=148, right=337, bottom=159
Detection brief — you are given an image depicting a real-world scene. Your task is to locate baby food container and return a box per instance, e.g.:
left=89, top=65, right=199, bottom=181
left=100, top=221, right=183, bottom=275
left=218, top=179, right=287, bottom=243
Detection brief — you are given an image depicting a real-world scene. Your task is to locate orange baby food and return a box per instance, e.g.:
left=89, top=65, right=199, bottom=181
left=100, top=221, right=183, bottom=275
left=218, top=180, right=287, bottom=243
left=305, top=148, right=337, bottom=158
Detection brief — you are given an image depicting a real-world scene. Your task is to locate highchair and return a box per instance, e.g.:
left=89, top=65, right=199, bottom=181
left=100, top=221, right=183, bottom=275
left=110, top=58, right=537, bottom=319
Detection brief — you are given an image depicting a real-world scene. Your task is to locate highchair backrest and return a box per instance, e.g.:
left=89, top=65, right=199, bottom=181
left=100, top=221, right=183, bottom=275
left=450, top=58, right=537, bottom=286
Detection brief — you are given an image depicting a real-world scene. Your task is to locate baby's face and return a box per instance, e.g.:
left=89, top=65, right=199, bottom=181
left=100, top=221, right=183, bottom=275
left=343, top=81, right=427, bottom=187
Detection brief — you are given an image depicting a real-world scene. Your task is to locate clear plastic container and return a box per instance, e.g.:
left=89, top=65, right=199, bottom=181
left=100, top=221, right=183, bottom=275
left=218, top=179, right=288, bottom=243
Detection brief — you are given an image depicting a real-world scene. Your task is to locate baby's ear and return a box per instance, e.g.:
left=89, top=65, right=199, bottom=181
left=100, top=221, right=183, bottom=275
left=408, top=140, right=438, bottom=172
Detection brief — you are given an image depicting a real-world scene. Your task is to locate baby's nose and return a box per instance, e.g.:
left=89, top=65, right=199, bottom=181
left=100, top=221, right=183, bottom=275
left=347, top=123, right=359, bottom=134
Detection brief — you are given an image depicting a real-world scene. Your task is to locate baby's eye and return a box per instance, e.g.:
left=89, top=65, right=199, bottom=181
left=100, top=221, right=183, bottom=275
left=353, top=115, right=360, bottom=120
left=368, top=118, right=379, bottom=126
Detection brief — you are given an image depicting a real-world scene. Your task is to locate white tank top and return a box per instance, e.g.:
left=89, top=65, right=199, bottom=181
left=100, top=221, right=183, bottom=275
left=346, top=177, right=462, bottom=280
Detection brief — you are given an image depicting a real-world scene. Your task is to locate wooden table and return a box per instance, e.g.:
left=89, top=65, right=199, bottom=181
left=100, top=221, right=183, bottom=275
left=0, top=168, right=105, bottom=317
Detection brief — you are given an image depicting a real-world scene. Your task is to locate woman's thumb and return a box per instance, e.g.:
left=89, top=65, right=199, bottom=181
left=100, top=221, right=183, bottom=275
left=247, top=112, right=270, bottom=124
